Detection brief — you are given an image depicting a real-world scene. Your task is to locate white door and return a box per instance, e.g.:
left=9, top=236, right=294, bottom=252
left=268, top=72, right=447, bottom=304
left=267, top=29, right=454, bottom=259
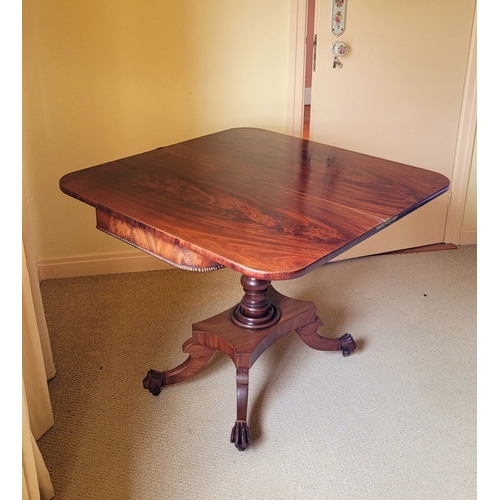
left=309, top=0, right=476, bottom=259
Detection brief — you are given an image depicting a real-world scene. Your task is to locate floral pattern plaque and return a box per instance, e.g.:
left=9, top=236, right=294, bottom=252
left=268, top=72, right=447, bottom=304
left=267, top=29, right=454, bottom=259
left=331, top=0, right=347, bottom=37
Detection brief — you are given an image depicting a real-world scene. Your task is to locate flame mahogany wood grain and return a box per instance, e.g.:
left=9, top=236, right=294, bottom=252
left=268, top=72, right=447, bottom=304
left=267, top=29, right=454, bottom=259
left=59, top=128, right=449, bottom=280
left=96, top=210, right=223, bottom=271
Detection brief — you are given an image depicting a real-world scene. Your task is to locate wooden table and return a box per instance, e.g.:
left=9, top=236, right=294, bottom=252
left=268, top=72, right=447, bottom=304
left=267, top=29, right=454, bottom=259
left=60, top=127, right=450, bottom=450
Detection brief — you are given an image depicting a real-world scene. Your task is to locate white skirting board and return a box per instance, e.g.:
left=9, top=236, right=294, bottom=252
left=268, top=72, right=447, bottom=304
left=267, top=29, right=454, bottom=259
left=38, top=227, right=477, bottom=282
left=37, top=250, right=173, bottom=282
left=459, top=225, right=477, bottom=246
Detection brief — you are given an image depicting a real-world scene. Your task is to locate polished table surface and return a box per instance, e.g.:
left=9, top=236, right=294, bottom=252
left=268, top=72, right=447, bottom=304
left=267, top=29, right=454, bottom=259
left=60, top=127, right=449, bottom=280
left=60, top=127, right=450, bottom=450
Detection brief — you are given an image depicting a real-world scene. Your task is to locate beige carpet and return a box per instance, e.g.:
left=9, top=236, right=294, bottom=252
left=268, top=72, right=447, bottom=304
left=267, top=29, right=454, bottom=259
left=38, top=245, right=476, bottom=500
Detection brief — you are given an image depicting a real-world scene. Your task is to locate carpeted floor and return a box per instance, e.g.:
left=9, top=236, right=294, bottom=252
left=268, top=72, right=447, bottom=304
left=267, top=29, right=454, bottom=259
left=38, top=245, right=476, bottom=500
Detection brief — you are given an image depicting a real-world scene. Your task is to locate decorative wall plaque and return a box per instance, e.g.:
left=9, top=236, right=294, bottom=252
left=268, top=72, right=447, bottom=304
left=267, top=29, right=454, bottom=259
left=331, top=0, right=347, bottom=37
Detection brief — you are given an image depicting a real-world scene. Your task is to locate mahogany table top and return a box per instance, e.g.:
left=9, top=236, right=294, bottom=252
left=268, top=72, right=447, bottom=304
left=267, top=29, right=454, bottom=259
left=60, top=128, right=449, bottom=280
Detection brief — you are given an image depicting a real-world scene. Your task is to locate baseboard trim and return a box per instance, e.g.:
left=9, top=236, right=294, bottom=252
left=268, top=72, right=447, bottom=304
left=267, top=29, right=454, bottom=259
left=37, top=250, right=173, bottom=281
left=459, top=226, right=477, bottom=245
left=382, top=243, right=458, bottom=255
left=38, top=227, right=477, bottom=281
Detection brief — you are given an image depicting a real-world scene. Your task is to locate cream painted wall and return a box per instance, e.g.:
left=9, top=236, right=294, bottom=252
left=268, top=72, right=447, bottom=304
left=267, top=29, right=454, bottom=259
left=23, top=0, right=291, bottom=261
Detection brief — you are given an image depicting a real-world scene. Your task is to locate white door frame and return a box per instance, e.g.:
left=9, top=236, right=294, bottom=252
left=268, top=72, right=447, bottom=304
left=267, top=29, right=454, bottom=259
left=286, top=0, right=308, bottom=138
left=286, top=0, right=477, bottom=246
left=443, top=6, right=477, bottom=245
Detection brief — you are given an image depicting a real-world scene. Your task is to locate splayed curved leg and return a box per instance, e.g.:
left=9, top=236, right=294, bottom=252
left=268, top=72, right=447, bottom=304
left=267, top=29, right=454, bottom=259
left=230, top=367, right=251, bottom=451
left=296, top=316, right=356, bottom=357
left=142, top=338, right=216, bottom=396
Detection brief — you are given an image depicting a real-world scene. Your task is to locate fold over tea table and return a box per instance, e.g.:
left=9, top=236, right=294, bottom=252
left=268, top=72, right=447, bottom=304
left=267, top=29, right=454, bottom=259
left=60, top=128, right=449, bottom=450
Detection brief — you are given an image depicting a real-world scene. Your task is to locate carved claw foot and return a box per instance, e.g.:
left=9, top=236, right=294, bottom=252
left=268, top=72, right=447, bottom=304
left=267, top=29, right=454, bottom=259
left=296, top=316, right=357, bottom=357
left=142, top=369, right=166, bottom=396
left=230, top=420, right=251, bottom=451
left=339, top=333, right=356, bottom=357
